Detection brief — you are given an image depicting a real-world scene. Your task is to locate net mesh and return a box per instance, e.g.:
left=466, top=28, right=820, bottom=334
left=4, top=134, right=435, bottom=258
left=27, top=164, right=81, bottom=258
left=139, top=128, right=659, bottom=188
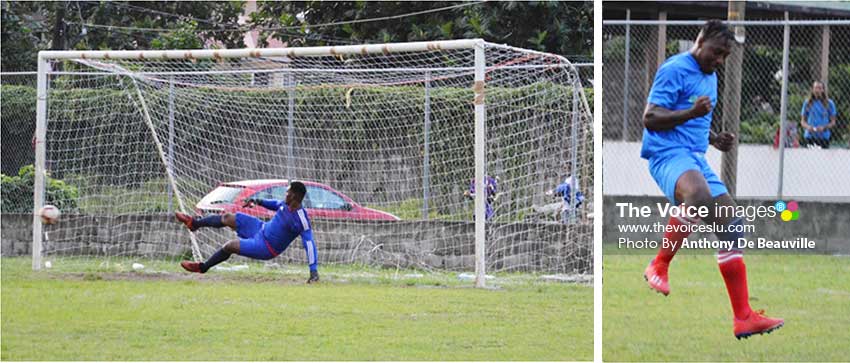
left=39, top=41, right=592, bottom=275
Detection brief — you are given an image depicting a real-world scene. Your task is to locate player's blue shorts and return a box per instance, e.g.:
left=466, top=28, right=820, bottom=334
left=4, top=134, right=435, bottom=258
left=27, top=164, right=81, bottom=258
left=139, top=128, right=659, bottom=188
left=234, top=212, right=285, bottom=260
left=647, top=149, right=728, bottom=205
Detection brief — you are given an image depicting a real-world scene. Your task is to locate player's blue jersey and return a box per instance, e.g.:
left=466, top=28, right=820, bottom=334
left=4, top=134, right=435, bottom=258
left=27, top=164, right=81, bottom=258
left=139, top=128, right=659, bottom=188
left=259, top=199, right=313, bottom=251
left=641, top=52, right=717, bottom=159
left=554, top=182, right=584, bottom=209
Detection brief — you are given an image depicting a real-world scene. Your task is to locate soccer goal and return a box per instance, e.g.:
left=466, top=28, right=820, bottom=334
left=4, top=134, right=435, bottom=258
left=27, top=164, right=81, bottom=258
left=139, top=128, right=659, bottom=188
left=32, top=39, right=592, bottom=286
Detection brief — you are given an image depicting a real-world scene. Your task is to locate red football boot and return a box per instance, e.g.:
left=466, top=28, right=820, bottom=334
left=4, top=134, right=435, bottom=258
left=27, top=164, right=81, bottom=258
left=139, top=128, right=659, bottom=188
left=643, top=259, right=670, bottom=296
left=175, top=212, right=198, bottom=232
left=734, top=310, right=784, bottom=340
left=180, top=261, right=203, bottom=273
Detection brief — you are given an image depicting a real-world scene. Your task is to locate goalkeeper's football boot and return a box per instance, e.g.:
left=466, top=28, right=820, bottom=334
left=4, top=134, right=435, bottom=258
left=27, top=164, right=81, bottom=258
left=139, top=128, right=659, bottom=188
left=643, top=258, right=670, bottom=296
left=180, top=261, right=203, bottom=273
left=734, top=310, right=784, bottom=340
left=175, top=212, right=198, bottom=232
left=307, top=270, right=320, bottom=284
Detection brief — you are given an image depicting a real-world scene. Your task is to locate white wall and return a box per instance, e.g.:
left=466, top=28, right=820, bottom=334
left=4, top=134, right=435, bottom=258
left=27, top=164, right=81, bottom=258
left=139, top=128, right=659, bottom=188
left=603, top=141, right=850, bottom=201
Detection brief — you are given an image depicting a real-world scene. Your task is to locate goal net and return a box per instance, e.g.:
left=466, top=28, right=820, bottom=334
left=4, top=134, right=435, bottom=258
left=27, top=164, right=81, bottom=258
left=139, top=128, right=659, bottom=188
left=33, top=40, right=592, bottom=282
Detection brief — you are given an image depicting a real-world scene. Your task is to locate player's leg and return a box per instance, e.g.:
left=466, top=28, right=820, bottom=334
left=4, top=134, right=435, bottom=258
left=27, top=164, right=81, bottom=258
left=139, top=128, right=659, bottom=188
left=203, top=214, right=268, bottom=271
left=652, top=212, right=699, bottom=274
left=700, top=164, right=784, bottom=339
left=644, top=170, right=711, bottom=295
left=644, top=151, right=708, bottom=295
left=180, top=213, right=263, bottom=273
left=485, top=202, right=494, bottom=221
left=175, top=212, right=238, bottom=232
left=180, top=239, right=239, bottom=273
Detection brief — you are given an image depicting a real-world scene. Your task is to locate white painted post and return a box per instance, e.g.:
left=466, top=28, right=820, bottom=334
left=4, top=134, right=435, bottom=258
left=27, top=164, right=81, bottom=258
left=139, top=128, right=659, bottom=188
left=32, top=55, right=50, bottom=270
left=473, top=41, right=487, bottom=288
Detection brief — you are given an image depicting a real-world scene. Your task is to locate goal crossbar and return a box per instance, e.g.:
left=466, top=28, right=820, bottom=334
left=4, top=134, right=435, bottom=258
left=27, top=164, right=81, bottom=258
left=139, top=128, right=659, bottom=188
left=39, top=39, right=485, bottom=60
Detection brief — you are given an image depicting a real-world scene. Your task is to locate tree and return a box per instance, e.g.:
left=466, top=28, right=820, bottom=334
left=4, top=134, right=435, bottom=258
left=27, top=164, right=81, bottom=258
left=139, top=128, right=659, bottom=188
left=1, top=1, right=246, bottom=71
left=249, top=1, right=592, bottom=61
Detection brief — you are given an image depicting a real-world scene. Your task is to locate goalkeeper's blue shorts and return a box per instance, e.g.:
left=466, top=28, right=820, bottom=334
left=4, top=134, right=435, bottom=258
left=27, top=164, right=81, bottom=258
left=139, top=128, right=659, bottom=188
left=647, top=148, right=728, bottom=205
left=234, top=212, right=283, bottom=260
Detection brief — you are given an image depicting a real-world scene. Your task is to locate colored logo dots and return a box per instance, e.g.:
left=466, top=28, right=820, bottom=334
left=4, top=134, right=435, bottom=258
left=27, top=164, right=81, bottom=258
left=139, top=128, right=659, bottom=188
left=776, top=200, right=799, bottom=221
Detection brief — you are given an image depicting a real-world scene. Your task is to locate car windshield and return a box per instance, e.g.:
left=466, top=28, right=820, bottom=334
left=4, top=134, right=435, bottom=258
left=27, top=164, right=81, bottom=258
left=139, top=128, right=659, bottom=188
left=306, top=186, right=347, bottom=209
left=198, top=186, right=244, bottom=205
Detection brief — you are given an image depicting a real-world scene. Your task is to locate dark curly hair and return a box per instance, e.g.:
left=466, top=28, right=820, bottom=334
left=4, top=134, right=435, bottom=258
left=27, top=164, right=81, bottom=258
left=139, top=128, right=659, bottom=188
left=289, top=181, right=307, bottom=200
left=700, top=19, right=735, bottom=43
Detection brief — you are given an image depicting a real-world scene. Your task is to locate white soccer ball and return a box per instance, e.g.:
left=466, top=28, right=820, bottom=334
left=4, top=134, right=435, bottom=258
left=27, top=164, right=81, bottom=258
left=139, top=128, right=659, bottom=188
left=39, top=205, right=61, bottom=225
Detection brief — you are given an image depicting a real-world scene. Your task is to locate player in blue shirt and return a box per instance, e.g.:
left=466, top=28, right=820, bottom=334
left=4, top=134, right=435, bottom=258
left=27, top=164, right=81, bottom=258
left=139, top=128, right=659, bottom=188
left=464, top=176, right=498, bottom=220
left=640, top=20, right=782, bottom=339
left=176, top=181, right=319, bottom=283
left=800, top=80, right=837, bottom=148
left=547, top=176, right=585, bottom=224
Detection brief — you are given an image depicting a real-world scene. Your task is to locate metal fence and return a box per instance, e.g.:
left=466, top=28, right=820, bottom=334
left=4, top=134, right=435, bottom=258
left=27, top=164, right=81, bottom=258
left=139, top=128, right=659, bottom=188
left=1, top=71, right=37, bottom=176
left=603, top=19, right=850, bottom=201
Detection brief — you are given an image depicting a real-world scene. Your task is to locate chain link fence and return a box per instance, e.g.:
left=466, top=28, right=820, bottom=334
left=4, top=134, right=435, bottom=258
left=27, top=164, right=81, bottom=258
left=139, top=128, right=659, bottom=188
left=1, top=71, right=37, bottom=177
left=603, top=20, right=850, bottom=201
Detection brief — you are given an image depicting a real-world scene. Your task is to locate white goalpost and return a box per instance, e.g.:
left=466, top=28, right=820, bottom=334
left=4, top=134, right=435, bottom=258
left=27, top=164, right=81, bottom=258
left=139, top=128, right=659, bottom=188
left=33, top=39, right=592, bottom=286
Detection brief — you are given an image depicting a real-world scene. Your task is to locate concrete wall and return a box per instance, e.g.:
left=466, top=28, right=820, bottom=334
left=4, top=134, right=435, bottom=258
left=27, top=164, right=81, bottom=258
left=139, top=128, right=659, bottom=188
left=603, top=195, right=850, bottom=254
left=604, top=141, right=850, bottom=201
left=1, top=214, right=592, bottom=274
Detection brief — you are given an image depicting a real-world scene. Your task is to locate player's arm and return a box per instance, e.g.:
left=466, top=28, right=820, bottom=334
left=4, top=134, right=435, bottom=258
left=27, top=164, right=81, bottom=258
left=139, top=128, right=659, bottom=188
left=643, top=98, right=711, bottom=131
left=242, top=198, right=284, bottom=211
left=300, top=226, right=319, bottom=283
left=709, top=129, right=736, bottom=152
left=643, top=62, right=711, bottom=131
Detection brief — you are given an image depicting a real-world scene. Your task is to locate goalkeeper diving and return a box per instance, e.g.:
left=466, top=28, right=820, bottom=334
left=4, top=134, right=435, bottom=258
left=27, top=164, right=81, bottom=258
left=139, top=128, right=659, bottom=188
left=176, top=181, right=319, bottom=283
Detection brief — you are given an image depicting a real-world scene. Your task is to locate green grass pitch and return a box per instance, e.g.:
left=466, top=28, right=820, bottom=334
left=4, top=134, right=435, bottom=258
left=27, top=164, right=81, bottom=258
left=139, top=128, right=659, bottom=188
left=603, top=248, right=850, bottom=361
left=1, top=257, right=591, bottom=361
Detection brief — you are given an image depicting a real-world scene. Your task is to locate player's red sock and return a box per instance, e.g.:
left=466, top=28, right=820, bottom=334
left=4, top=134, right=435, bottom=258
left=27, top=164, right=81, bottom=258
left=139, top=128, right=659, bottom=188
left=717, top=251, right=752, bottom=320
left=655, top=215, right=696, bottom=265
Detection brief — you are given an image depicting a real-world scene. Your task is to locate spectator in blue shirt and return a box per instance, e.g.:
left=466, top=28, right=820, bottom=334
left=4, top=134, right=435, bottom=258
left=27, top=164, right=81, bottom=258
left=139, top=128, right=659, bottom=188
left=801, top=81, right=837, bottom=149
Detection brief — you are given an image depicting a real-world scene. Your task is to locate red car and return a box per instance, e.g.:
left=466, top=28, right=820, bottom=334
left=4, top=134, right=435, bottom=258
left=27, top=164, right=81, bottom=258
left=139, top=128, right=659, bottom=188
left=195, top=179, right=399, bottom=221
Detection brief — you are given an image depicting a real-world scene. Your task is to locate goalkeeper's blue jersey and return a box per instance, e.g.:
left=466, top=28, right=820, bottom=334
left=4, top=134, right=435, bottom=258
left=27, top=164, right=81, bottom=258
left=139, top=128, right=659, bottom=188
left=641, top=52, right=717, bottom=159
left=258, top=199, right=313, bottom=248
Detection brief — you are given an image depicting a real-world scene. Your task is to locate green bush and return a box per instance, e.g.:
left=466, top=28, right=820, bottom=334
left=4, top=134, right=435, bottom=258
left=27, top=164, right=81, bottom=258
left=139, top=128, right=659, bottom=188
left=740, top=112, right=780, bottom=144
left=1, top=164, right=79, bottom=213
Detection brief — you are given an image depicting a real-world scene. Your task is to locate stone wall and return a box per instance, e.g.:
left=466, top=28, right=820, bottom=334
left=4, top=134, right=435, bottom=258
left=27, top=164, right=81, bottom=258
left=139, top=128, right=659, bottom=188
left=2, top=214, right=592, bottom=274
